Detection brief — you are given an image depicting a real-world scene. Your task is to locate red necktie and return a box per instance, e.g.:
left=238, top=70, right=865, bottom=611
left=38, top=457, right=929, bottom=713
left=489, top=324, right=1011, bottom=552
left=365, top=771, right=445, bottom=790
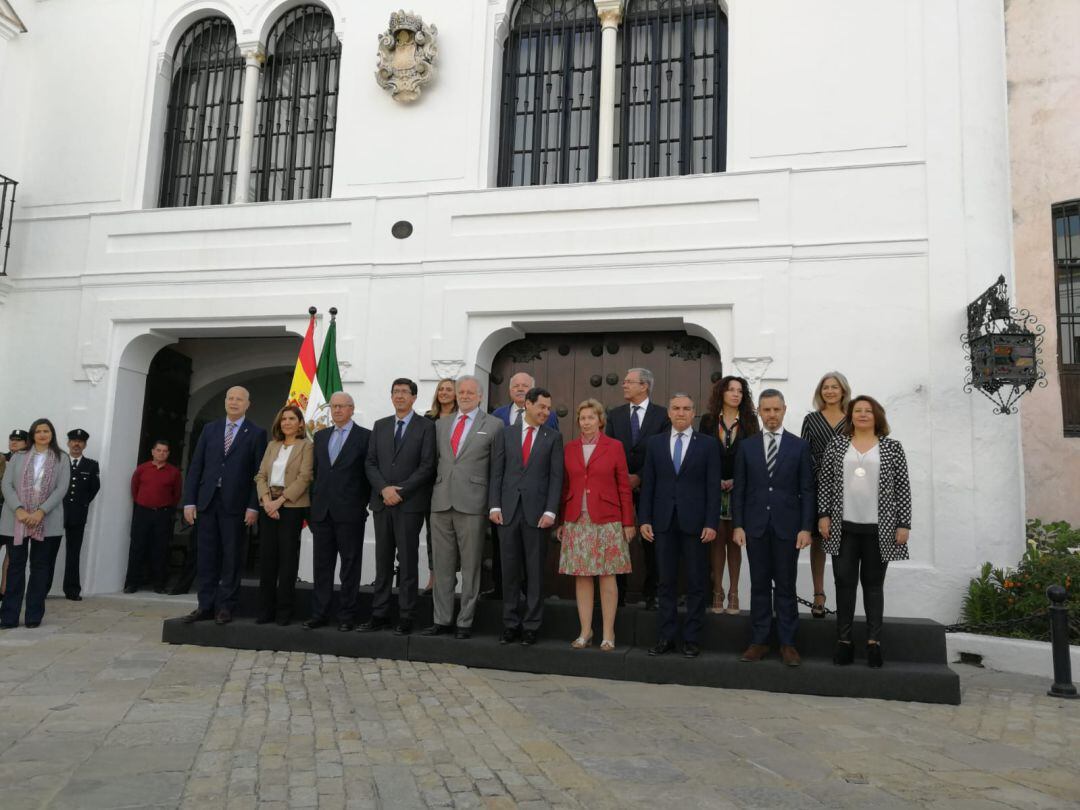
left=522, top=426, right=535, bottom=465
left=450, top=413, right=468, bottom=456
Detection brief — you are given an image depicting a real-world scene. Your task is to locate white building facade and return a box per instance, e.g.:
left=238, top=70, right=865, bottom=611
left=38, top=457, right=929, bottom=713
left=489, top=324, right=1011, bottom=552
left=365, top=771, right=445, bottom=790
left=0, top=0, right=1022, bottom=622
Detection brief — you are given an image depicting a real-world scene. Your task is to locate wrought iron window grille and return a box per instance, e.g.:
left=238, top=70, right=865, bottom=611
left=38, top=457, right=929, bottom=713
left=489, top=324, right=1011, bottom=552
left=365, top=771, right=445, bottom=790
left=0, top=173, right=15, bottom=276
left=961, top=274, right=1047, bottom=415
left=253, top=4, right=341, bottom=202
left=1052, top=200, right=1080, bottom=436
left=159, top=17, right=244, bottom=208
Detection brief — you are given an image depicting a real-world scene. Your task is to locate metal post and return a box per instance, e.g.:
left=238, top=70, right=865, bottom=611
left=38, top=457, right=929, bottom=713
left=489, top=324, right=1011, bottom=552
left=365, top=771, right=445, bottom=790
left=1047, top=585, right=1078, bottom=698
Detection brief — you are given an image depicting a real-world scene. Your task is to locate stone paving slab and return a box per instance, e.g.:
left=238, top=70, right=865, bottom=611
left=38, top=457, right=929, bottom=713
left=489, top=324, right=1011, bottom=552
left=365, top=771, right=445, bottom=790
left=0, top=594, right=1077, bottom=808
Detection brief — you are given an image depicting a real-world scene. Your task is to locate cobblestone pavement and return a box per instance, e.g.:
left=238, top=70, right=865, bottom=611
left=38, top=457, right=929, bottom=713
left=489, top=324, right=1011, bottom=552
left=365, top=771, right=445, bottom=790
left=0, top=596, right=1078, bottom=809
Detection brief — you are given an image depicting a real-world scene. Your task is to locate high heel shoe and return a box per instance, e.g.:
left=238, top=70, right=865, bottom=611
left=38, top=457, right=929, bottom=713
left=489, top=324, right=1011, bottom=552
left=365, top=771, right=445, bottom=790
left=600, top=639, right=615, bottom=651
left=571, top=631, right=593, bottom=649
left=867, top=643, right=883, bottom=668
left=725, top=591, right=740, bottom=615
left=711, top=589, right=725, bottom=614
left=833, top=641, right=854, bottom=666
left=811, top=592, right=827, bottom=619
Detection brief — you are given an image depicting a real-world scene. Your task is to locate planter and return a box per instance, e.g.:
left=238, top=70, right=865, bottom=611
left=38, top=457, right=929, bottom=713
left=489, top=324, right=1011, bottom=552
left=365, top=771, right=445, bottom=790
left=947, top=632, right=1080, bottom=678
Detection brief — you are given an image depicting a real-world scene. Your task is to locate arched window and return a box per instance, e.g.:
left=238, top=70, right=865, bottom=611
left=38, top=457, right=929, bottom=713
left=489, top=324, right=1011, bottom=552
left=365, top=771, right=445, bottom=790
left=616, top=0, right=728, bottom=179
left=159, top=17, right=244, bottom=207
left=252, top=5, right=341, bottom=201
left=497, top=0, right=601, bottom=187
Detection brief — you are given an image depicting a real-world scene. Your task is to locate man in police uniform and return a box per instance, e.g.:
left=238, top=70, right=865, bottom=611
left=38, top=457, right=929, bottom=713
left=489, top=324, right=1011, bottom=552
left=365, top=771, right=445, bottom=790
left=57, top=428, right=101, bottom=600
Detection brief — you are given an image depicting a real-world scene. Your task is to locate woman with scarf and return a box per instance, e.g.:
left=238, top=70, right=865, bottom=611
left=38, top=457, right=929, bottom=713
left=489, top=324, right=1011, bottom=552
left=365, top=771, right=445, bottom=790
left=0, top=418, right=71, bottom=628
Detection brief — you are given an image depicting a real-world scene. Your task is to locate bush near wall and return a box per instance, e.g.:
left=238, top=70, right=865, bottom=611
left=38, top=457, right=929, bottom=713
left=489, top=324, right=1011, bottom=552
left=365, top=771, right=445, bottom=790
left=961, top=520, right=1079, bottom=643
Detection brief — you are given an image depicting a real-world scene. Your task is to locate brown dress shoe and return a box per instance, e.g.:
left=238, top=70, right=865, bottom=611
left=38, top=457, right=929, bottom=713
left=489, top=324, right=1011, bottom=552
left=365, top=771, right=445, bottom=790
left=780, top=645, right=802, bottom=667
left=739, top=644, right=769, bottom=662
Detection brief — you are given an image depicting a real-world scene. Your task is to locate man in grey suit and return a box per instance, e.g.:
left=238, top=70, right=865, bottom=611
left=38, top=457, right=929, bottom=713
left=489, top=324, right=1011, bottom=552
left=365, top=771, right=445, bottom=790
left=423, top=376, right=503, bottom=640
left=488, top=387, right=564, bottom=646
left=362, top=378, right=437, bottom=635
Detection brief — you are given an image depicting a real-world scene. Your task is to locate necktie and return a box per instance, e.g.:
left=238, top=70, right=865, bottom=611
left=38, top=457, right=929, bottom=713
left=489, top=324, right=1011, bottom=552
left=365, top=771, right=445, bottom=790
left=71, top=458, right=79, bottom=471
left=630, top=406, right=641, bottom=444
left=521, top=426, right=535, bottom=465
left=673, top=432, right=684, bottom=474
left=766, top=432, right=778, bottom=477
left=514, top=407, right=524, bottom=425
left=450, top=413, right=468, bottom=456
left=329, top=427, right=344, bottom=464
left=224, top=422, right=237, bottom=455
left=394, top=420, right=405, bottom=450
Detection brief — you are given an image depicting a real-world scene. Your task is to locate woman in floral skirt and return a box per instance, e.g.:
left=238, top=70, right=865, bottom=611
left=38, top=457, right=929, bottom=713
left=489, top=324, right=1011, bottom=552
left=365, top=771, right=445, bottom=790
left=557, top=399, right=636, bottom=650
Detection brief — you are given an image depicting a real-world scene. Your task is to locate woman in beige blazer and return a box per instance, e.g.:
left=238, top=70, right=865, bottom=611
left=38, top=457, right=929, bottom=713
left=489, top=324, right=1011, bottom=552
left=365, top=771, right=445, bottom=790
left=254, top=405, right=313, bottom=625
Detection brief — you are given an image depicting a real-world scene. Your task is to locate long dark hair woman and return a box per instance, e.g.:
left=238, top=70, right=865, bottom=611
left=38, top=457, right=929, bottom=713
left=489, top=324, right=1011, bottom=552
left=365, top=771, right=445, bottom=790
left=817, top=395, right=911, bottom=668
left=0, top=418, right=71, bottom=629
left=698, top=376, right=759, bottom=614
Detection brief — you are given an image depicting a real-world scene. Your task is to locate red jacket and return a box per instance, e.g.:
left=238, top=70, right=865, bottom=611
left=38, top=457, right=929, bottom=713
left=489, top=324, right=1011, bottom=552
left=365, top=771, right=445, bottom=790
left=560, top=433, right=635, bottom=526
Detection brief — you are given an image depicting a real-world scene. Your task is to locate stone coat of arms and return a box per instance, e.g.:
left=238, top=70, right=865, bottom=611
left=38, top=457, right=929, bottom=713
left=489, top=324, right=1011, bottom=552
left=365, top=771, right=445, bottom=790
left=375, top=11, right=438, bottom=103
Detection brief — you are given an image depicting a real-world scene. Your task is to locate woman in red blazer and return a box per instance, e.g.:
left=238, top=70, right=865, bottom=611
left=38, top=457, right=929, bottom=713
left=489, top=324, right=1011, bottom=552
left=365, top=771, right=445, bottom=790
left=556, top=399, right=636, bottom=650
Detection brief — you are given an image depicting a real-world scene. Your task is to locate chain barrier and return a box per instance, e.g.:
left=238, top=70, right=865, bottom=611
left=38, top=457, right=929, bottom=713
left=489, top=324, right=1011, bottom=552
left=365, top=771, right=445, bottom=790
left=796, top=595, right=837, bottom=616
left=943, top=608, right=1048, bottom=635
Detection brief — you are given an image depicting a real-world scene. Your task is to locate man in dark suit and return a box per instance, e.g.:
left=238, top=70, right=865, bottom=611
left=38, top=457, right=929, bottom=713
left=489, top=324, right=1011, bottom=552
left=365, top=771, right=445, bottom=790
left=492, top=372, right=559, bottom=429
left=180, top=385, right=267, bottom=625
left=306, top=391, right=372, bottom=631
left=48, top=429, right=100, bottom=601
left=362, top=378, right=436, bottom=635
left=638, top=393, right=720, bottom=658
left=732, top=389, right=815, bottom=667
left=606, top=367, right=670, bottom=609
left=488, top=386, right=564, bottom=645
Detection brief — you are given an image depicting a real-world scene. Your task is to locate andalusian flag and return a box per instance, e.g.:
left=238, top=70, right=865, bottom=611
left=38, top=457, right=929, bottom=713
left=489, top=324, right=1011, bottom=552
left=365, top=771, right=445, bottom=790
left=287, top=309, right=319, bottom=414
left=305, top=308, right=342, bottom=433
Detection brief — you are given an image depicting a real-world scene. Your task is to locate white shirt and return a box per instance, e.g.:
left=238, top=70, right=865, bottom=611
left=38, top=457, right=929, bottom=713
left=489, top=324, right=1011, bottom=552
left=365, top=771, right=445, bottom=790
left=520, top=420, right=540, bottom=446
left=762, top=427, right=785, bottom=461
left=843, top=442, right=880, bottom=524
left=669, top=427, right=691, bottom=460
left=451, top=409, right=478, bottom=453
left=269, top=444, right=294, bottom=487
left=630, top=398, right=650, bottom=420
left=31, top=451, right=47, bottom=490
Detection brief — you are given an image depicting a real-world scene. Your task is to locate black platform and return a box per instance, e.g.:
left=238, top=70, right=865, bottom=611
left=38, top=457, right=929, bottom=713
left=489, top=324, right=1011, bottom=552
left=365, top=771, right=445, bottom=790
left=162, top=581, right=961, bottom=705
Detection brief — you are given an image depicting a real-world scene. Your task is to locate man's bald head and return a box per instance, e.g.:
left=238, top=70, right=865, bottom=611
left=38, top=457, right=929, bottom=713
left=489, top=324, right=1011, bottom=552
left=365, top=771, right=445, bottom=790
left=224, top=386, right=251, bottom=419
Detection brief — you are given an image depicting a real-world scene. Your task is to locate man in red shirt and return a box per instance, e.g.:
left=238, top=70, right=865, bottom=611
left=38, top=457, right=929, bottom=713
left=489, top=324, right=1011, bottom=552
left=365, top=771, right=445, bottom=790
left=124, top=439, right=182, bottom=594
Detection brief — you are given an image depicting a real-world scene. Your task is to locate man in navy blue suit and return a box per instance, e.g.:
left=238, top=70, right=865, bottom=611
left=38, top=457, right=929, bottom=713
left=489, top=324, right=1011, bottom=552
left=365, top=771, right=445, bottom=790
left=732, top=389, right=815, bottom=666
left=180, top=386, right=267, bottom=625
left=492, top=372, right=559, bottom=429
left=638, top=393, right=720, bottom=658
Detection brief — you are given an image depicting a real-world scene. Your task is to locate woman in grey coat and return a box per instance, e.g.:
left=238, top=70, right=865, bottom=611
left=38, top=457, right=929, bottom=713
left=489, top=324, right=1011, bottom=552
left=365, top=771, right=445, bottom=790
left=1, top=418, right=71, bottom=628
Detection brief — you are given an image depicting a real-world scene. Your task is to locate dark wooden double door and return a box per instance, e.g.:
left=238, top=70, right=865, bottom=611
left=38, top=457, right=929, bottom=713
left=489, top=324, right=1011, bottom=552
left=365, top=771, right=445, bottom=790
left=487, top=331, right=724, bottom=599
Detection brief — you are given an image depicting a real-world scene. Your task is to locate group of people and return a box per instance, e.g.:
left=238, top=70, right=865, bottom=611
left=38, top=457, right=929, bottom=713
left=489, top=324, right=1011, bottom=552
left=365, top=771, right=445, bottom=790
left=0, top=424, right=101, bottom=628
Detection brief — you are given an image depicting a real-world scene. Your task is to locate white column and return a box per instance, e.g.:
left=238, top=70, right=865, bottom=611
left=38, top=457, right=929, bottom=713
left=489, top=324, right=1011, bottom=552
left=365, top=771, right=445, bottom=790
left=233, top=42, right=265, bottom=204
left=594, top=1, right=623, bottom=181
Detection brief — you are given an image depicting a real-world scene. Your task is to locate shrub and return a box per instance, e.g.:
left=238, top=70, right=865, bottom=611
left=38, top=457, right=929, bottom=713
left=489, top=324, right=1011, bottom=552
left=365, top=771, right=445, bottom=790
left=960, top=519, right=1080, bottom=643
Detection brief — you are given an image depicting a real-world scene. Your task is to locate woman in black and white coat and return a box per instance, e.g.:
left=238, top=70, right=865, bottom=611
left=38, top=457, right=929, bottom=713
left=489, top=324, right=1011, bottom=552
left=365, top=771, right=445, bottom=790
left=817, top=395, right=911, bottom=668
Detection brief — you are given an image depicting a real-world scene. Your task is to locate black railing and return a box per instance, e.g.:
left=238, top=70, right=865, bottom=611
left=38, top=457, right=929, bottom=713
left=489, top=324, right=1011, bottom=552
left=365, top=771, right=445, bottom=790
left=0, top=173, right=16, bottom=276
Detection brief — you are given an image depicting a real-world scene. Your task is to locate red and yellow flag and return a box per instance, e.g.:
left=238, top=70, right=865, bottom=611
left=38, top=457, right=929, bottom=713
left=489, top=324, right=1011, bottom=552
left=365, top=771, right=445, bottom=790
left=287, top=312, right=318, bottom=412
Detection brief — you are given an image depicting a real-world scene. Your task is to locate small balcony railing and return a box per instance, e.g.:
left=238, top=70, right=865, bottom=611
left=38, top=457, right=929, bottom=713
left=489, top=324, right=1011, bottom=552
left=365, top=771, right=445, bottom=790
left=0, top=173, right=15, bottom=276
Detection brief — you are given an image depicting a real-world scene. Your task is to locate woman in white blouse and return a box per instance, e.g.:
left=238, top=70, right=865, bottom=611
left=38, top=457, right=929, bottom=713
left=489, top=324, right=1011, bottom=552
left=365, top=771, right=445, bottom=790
left=816, top=396, right=912, bottom=669
left=254, top=405, right=314, bottom=625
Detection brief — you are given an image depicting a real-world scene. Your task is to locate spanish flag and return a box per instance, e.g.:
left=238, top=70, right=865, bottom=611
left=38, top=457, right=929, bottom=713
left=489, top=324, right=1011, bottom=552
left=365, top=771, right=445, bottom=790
left=287, top=309, right=318, bottom=413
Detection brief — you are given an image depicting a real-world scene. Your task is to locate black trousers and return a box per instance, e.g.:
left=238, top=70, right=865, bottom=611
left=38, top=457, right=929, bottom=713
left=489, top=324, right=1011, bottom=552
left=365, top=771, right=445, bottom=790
left=746, top=525, right=800, bottom=646
left=834, top=522, right=888, bottom=643
left=371, top=508, right=424, bottom=621
left=195, top=493, right=247, bottom=614
left=498, top=511, right=547, bottom=631
left=1, top=535, right=60, bottom=627
left=654, top=526, right=709, bottom=643
left=62, top=521, right=86, bottom=597
left=125, top=505, right=173, bottom=590
left=310, top=516, right=366, bottom=623
left=258, top=507, right=305, bottom=622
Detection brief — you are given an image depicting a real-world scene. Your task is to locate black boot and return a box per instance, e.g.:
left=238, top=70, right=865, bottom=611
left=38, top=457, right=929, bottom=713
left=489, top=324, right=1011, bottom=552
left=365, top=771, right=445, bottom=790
left=867, top=643, right=883, bottom=668
left=833, top=641, right=854, bottom=666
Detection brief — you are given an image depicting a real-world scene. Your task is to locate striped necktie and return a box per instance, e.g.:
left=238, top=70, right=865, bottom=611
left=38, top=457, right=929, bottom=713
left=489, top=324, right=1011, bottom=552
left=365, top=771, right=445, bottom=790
left=766, top=432, right=778, bottom=477
left=224, top=422, right=237, bottom=455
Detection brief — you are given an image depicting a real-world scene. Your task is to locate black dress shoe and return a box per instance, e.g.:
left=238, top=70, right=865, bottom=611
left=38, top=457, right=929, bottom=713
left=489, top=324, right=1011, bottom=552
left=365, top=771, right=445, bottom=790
left=648, top=639, right=676, bottom=656
left=65, top=593, right=82, bottom=601
left=358, top=618, right=390, bottom=633
left=867, top=643, right=884, bottom=668
left=455, top=627, right=471, bottom=639
left=644, top=596, right=658, bottom=611
left=481, top=588, right=503, bottom=601
left=393, top=621, right=413, bottom=636
left=123, top=586, right=138, bottom=594
left=181, top=609, right=214, bottom=624
left=520, top=629, right=538, bottom=646
left=25, top=621, right=41, bottom=629
left=255, top=616, right=274, bottom=625
left=303, top=618, right=328, bottom=630
left=500, top=627, right=521, bottom=645
left=0, top=623, right=16, bottom=629
left=338, top=622, right=356, bottom=632
left=833, top=641, right=854, bottom=666
left=153, top=587, right=166, bottom=595
left=276, top=618, right=292, bottom=627
left=422, top=624, right=452, bottom=636
left=214, top=610, right=232, bottom=625
left=683, top=642, right=700, bottom=658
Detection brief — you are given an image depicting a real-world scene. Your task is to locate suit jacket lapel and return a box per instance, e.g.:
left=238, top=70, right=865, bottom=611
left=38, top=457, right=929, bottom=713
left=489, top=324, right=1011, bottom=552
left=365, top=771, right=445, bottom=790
left=635, top=405, right=658, bottom=445
left=333, top=424, right=358, bottom=467
left=225, top=422, right=246, bottom=457
left=392, top=413, right=417, bottom=458
left=454, top=412, right=479, bottom=463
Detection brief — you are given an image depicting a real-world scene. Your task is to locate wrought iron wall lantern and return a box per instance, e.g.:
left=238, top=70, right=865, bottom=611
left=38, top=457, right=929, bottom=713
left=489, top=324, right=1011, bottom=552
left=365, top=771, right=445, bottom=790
left=961, top=275, right=1047, bottom=414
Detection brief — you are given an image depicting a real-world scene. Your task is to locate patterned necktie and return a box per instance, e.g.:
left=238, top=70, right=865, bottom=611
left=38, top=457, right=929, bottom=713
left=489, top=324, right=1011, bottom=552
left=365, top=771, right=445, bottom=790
left=329, top=427, right=344, bottom=464
left=766, top=432, right=778, bottom=477
left=521, top=426, right=535, bottom=465
left=224, top=422, right=237, bottom=455
left=514, top=407, right=524, bottom=425
left=450, top=413, right=468, bottom=456
left=673, top=432, right=684, bottom=474
left=630, top=405, right=641, bottom=444
left=394, top=420, right=405, bottom=450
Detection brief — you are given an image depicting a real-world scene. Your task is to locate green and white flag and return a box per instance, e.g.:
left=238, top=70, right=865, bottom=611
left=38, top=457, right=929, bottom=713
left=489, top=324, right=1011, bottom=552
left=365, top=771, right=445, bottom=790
left=306, top=309, right=343, bottom=433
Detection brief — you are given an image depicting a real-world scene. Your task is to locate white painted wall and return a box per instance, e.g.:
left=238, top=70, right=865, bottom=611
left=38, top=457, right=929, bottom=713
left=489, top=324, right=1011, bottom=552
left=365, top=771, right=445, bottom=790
left=0, top=1, right=1023, bottom=622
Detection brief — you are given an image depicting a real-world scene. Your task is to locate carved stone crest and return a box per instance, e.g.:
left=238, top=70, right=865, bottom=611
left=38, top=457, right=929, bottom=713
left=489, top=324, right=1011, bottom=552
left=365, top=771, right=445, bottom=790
left=375, top=11, right=437, bottom=103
